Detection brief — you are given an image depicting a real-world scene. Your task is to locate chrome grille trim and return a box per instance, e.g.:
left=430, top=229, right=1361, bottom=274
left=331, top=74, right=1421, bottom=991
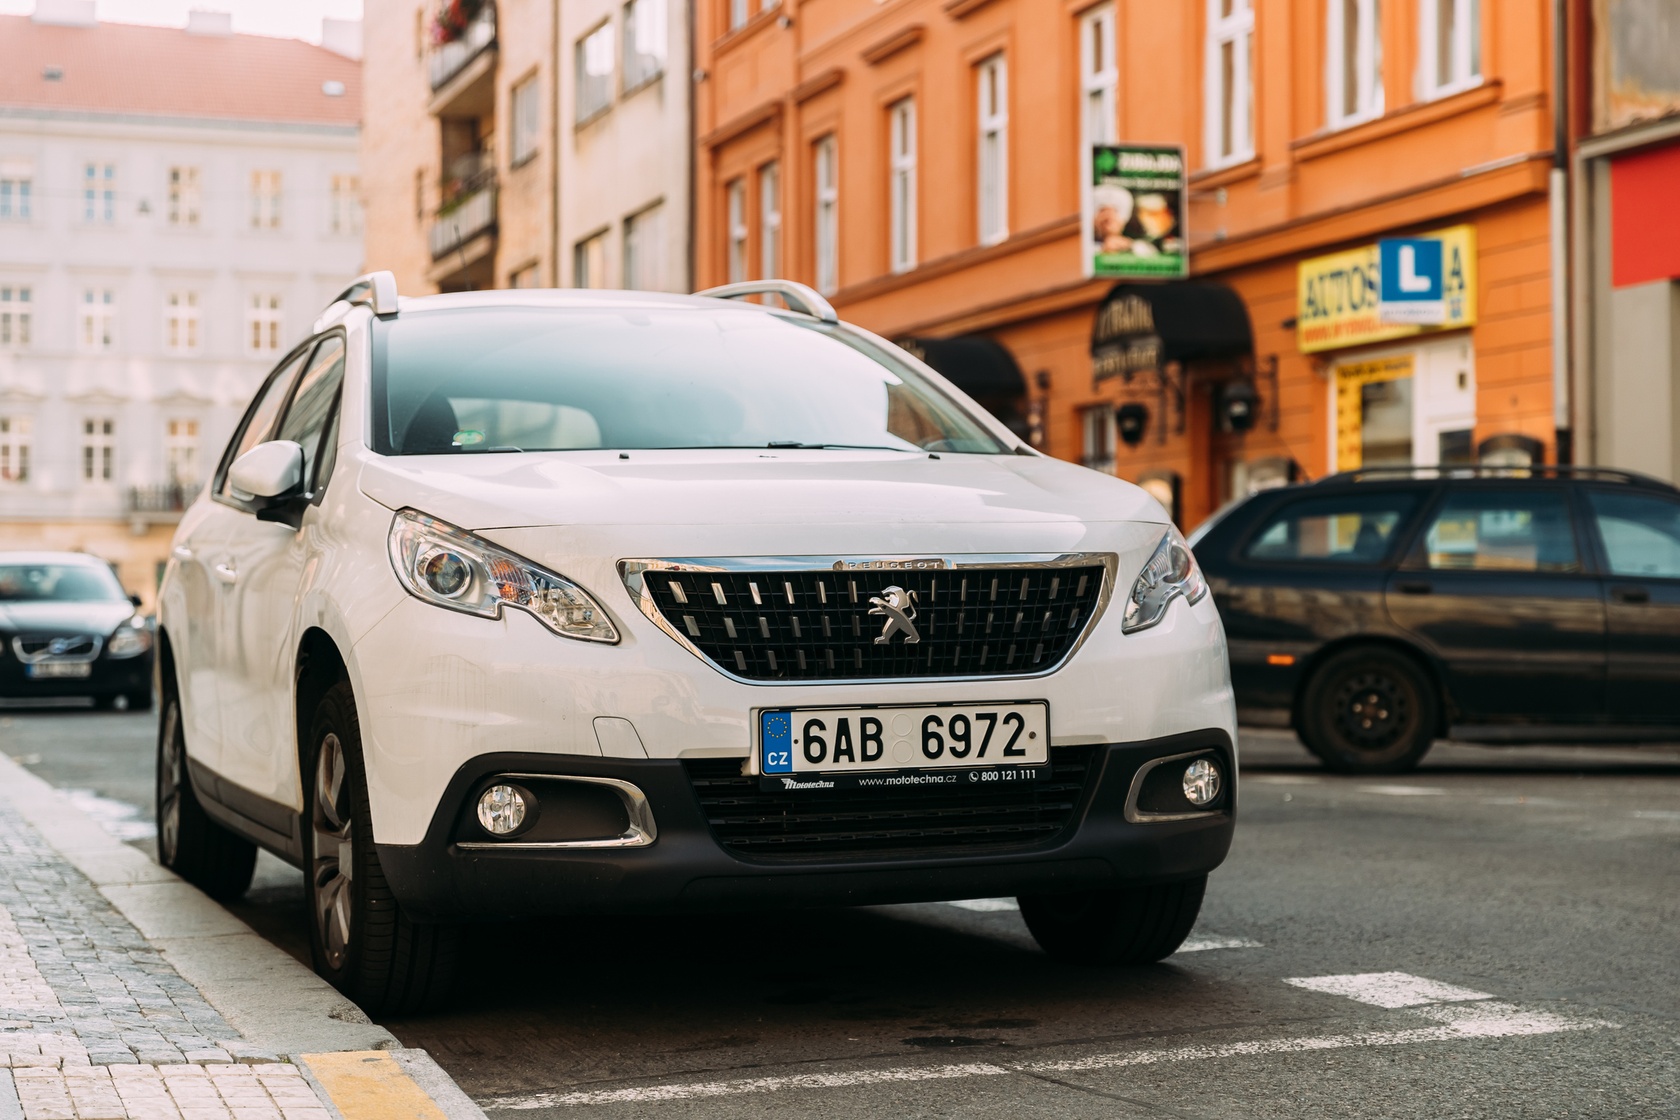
left=619, top=554, right=1116, bottom=685
left=12, top=635, right=103, bottom=665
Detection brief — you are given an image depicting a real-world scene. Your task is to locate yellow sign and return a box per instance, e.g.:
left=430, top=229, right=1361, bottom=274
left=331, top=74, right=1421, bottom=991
left=1334, top=355, right=1414, bottom=471
left=1298, top=225, right=1477, bottom=353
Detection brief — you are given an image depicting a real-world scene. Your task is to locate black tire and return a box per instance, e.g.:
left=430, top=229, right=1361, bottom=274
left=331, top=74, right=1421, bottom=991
left=1019, top=877, right=1206, bottom=965
left=1297, top=646, right=1440, bottom=774
left=126, top=689, right=154, bottom=712
left=305, top=681, right=459, bottom=1015
left=156, top=690, right=257, bottom=900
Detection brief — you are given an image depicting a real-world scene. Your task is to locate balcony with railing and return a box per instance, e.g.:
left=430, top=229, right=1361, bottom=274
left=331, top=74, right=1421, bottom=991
left=124, top=482, right=197, bottom=523
left=429, top=155, right=497, bottom=282
left=428, top=1, right=496, bottom=117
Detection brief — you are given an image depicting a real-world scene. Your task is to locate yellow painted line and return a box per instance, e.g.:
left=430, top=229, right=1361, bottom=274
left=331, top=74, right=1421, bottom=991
left=301, top=1052, right=451, bottom=1120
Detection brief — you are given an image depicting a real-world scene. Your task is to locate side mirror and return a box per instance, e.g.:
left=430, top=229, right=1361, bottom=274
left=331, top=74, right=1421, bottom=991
left=229, top=440, right=306, bottom=526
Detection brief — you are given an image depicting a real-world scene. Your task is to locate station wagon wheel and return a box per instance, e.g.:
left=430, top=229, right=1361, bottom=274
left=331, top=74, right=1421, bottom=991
left=311, top=733, right=353, bottom=971
left=1298, top=647, right=1440, bottom=774
left=154, top=681, right=256, bottom=899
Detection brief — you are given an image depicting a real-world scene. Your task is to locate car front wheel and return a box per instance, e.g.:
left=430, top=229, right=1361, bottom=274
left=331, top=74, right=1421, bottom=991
left=1297, top=646, right=1440, bottom=773
left=305, top=681, right=459, bottom=1014
left=1019, top=877, right=1206, bottom=965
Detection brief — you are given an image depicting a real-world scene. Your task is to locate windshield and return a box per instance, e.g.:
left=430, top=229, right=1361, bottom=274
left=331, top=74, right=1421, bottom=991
left=371, top=307, right=1009, bottom=456
left=0, top=563, right=127, bottom=603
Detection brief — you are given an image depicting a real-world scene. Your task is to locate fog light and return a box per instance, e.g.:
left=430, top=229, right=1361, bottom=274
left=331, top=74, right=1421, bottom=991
left=1182, top=759, right=1221, bottom=807
left=476, top=784, right=528, bottom=835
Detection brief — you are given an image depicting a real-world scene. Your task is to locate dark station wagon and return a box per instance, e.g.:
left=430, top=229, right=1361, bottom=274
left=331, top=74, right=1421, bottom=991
left=1191, top=467, right=1680, bottom=772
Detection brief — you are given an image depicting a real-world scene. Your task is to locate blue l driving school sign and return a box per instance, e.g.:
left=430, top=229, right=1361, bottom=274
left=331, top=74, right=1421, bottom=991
left=1378, top=238, right=1445, bottom=324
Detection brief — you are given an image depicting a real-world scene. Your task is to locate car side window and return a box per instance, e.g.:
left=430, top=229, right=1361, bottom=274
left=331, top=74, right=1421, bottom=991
left=1587, top=490, right=1680, bottom=578
left=215, top=345, right=314, bottom=502
left=274, top=335, right=346, bottom=497
left=1242, top=493, right=1419, bottom=564
left=1422, top=490, right=1580, bottom=574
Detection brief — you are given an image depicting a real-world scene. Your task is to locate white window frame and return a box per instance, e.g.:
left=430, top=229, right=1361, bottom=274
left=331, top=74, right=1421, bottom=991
left=576, top=22, right=616, bottom=123
left=726, top=178, right=748, bottom=283
left=0, top=170, right=31, bottom=222
left=83, top=162, right=116, bottom=224
left=330, top=174, right=363, bottom=235
left=0, top=285, right=30, bottom=348
left=0, top=415, right=31, bottom=483
left=1081, top=406, right=1116, bottom=471
left=574, top=230, right=610, bottom=289
left=165, top=417, right=200, bottom=486
left=976, top=54, right=1009, bottom=246
left=1204, top=0, right=1256, bottom=169
left=729, top=0, right=749, bottom=30
left=81, top=417, right=116, bottom=485
left=624, top=203, right=664, bottom=291
left=1080, top=4, right=1119, bottom=150
left=250, top=169, right=282, bottom=230
left=759, top=161, right=781, bottom=280
left=169, top=166, right=201, bottom=226
left=623, top=0, right=667, bottom=92
left=889, top=97, right=918, bottom=274
left=165, top=291, right=201, bottom=354
left=511, top=74, right=541, bottom=165
left=1327, top=0, right=1383, bottom=128
left=246, top=293, right=283, bottom=356
left=814, top=135, right=839, bottom=295
left=1419, top=0, right=1481, bottom=99
left=79, top=289, right=116, bottom=352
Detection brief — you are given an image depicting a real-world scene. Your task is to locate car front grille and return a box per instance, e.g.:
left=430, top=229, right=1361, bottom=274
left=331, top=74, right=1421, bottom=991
left=683, top=747, right=1099, bottom=860
left=12, top=634, right=101, bottom=664
left=639, top=564, right=1107, bottom=681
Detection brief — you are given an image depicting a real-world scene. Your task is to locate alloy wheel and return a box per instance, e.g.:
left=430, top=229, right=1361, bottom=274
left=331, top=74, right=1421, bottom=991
left=157, top=702, right=183, bottom=864
left=311, top=733, right=354, bottom=971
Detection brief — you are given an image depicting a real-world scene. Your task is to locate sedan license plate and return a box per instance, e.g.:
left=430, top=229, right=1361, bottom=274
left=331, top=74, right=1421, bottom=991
left=27, top=661, right=92, bottom=679
left=758, top=703, right=1049, bottom=790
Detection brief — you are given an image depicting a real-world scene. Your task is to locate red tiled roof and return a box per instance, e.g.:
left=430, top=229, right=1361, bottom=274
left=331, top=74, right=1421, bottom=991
left=0, top=15, right=360, bottom=127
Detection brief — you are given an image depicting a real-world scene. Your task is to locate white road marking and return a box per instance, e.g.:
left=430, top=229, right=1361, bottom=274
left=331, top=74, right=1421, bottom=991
left=944, top=898, right=1019, bottom=912
left=1283, top=971, right=1492, bottom=1008
left=1356, top=785, right=1446, bottom=797
left=1632, top=809, right=1680, bottom=821
left=487, top=992, right=1610, bottom=1110
left=1176, top=936, right=1263, bottom=953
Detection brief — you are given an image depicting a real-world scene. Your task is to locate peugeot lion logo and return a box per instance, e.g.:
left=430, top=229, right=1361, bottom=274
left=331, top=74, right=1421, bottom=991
left=868, top=585, right=921, bottom=645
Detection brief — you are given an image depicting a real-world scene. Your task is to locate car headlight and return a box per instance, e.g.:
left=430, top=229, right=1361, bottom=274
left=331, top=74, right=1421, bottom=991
left=107, top=618, right=153, bottom=658
left=1121, top=525, right=1209, bottom=634
left=387, top=509, right=619, bottom=643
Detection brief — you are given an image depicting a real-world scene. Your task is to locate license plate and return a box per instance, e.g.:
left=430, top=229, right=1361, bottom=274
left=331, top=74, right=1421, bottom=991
left=27, top=661, right=92, bottom=679
left=758, top=702, right=1049, bottom=789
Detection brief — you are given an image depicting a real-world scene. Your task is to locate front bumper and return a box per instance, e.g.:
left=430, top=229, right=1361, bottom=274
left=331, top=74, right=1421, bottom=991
left=376, top=729, right=1235, bottom=920
left=0, top=651, right=152, bottom=700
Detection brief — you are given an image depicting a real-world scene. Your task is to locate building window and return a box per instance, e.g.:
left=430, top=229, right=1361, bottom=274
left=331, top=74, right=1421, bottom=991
left=250, top=170, right=282, bottom=229
left=576, top=22, right=615, bottom=123
left=889, top=97, right=918, bottom=274
left=0, top=169, right=31, bottom=222
left=1205, top=0, right=1255, bottom=168
left=813, top=135, right=838, bottom=295
left=976, top=54, right=1009, bottom=246
left=0, top=416, right=31, bottom=483
left=758, top=162, right=781, bottom=280
left=169, top=166, right=201, bottom=226
left=575, top=231, right=610, bottom=289
left=1081, top=4, right=1118, bottom=149
left=624, top=0, right=667, bottom=91
left=624, top=204, right=664, bottom=291
left=247, top=293, right=283, bottom=355
left=165, top=418, right=200, bottom=486
left=1328, top=0, right=1383, bottom=126
left=1081, top=406, right=1116, bottom=471
left=82, top=417, right=116, bottom=484
left=1420, top=0, right=1480, bottom=97
left=509, top=264, right=540, bottom=288
left=79, top=289, right=116, bottom=352
left=728, top=0, right=749, bottom=30
left=330, top=174, right=363, bottom=234
left=414, top=169, right=427, bottom=223
left=511, top=75, right=541, bottom=165
left=83, top=163, right=116, bottom=224
left=0, top=286, right=30, bottom=347
left=726, top=178, right=748, bottom=282
left=165, top=291, right=201, bottom=354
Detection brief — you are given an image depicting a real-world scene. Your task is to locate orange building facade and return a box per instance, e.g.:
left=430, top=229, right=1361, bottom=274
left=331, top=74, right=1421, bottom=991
left=694, top=0, right=1561, bottom=528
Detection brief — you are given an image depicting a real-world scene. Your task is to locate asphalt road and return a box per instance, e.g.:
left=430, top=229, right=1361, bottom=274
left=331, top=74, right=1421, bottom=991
left=5, top=707, right=1678, bottom=1118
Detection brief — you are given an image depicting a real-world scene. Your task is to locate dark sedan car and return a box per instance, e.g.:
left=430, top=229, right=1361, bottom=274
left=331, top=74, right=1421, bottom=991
left=0, top=552, right=153, bottom=710
left=1191, top=467, right=1680, bottom=772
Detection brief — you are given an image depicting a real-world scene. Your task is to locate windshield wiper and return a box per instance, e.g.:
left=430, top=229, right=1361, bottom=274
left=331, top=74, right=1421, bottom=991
left=764, top=441, right=908, bottom=451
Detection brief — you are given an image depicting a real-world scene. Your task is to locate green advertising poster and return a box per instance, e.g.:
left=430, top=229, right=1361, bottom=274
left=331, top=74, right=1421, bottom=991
left=1085, top=144, right=1188, bottom=279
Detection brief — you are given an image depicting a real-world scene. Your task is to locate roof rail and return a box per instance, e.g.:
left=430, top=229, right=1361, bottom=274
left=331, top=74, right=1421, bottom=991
left=1316, top=464, right=1677, bottom=490
left=695, top=279, right=838, bottom=323
left=327, top=270, right=400, bottom=318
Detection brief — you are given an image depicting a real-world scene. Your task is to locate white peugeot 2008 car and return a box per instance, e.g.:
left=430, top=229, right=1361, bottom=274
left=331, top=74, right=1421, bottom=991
left=155, top=273, right=1237, bottom=1013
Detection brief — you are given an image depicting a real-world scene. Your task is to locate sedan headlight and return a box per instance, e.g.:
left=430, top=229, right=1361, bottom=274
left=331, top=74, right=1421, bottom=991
left=387, top=509, right=619, bottom=643
left=107, top=618, right=153, bottom=658
left=1122, top=526, right=1209, bottom=634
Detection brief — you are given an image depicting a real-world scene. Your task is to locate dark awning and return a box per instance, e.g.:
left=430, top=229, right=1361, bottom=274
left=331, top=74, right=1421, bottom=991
left=1091, top=282, right=1253, bottom=382
left=898, top=335, right=1028, bottom=401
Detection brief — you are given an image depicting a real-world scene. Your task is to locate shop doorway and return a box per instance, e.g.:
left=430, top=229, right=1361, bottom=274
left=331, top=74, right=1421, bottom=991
left=1331, top=337, right=1475, bottom=471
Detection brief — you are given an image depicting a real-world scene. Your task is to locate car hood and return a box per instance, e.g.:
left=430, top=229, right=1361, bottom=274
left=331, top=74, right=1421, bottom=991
left=0, top=600, right=133, bottom=635
left=356, top=448, right=1167, bottom=533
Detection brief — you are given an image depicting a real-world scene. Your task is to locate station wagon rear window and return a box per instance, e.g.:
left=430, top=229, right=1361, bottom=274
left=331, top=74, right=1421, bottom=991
left=1244, top=493, right=1419, bottom=564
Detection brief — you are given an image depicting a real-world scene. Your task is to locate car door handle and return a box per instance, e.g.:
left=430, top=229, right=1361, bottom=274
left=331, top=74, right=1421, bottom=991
left=171, top=546, right=193, bottom=561
left=1395, top=580, right=1433, bottom=595
left=213, top=562, right=239, bottom=585
left=1611, top=585, right=1650, bottom=605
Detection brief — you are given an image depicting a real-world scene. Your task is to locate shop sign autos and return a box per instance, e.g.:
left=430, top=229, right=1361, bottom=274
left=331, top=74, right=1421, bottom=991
left=1296, top=225, right=1477, bottom=353
left=1084, top=145, right=1188, bottom=279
